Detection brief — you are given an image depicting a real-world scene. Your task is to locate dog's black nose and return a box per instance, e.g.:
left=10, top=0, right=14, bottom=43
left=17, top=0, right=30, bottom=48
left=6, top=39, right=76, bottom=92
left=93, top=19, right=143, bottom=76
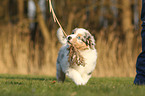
left=68, top=36, right=72, bottom=40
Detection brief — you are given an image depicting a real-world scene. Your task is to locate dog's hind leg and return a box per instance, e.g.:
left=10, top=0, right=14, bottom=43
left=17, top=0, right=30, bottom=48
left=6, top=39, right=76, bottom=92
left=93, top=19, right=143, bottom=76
left=66, top=68, right=85, bottom=85
left=56, top=63, right=65, bottom=82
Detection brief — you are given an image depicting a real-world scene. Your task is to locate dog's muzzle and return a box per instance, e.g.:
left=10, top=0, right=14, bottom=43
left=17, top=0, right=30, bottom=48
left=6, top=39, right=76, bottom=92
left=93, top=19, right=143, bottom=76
left=68, top=36, right=72, bottom=40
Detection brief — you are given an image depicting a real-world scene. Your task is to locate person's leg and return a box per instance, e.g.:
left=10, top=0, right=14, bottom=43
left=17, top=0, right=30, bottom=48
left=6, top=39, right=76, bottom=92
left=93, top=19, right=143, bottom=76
left=134, top=52, right=145, bottom=85
left=134, top=0, right=145, bottom=85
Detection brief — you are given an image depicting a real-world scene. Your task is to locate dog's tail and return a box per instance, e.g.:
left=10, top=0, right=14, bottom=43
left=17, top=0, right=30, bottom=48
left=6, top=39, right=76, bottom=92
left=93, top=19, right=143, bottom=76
left=57, top=28, right=67, bottom=45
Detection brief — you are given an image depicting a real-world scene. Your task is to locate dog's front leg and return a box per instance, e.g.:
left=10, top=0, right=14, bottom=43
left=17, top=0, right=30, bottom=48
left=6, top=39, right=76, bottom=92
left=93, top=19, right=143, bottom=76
left=56, top=62, right=65, bottom=82
left=66, top=68, right=85, bottom=85
left=81, top=74, right=92, bottom=85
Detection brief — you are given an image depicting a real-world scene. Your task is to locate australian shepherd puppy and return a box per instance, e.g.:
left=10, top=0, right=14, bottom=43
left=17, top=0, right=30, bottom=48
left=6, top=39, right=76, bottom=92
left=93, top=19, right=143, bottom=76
left=56, top=28, right=97, bottom=85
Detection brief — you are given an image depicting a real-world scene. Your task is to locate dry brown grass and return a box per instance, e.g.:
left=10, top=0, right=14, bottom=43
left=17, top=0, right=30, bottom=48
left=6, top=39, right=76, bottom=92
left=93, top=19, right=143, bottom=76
left=0, top=21, right=141, bottom=77
left=0, top=0, right=142, bottom=77
left=94, top=29, right=141, bottom=77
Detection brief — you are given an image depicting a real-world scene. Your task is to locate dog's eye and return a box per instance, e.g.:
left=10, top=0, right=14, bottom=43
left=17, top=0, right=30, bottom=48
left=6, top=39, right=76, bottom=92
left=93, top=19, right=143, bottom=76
left=77, top=36, right=81, bottom=39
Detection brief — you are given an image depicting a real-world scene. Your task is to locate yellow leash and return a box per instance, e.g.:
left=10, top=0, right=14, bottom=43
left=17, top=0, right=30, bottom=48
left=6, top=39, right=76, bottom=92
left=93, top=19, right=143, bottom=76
left=49, top=0, right=68, bottom=37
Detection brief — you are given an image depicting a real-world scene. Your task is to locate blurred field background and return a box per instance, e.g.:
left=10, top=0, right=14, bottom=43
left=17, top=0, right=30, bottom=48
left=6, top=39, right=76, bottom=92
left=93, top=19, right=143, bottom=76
left=0, top=0, right=142, bottom=77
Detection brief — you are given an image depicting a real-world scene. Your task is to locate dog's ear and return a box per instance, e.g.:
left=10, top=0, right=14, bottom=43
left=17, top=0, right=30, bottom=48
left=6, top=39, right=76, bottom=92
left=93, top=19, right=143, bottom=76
left=83, top=33, right=95, bottom=49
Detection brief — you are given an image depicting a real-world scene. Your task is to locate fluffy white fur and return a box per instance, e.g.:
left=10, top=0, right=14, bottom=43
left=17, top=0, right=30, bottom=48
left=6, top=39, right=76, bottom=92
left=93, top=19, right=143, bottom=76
left=56, top=28, right=97, bottom=85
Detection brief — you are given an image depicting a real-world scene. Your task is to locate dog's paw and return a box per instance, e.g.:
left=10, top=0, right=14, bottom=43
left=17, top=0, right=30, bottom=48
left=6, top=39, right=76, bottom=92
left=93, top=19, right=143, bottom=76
left=74, top=79, right=86, bottom=85
left=66, top=69, right=86, bottom=85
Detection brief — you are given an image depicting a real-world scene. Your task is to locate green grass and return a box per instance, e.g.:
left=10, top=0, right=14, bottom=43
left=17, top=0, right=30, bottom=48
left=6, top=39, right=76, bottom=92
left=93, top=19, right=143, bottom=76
left=0, top=74, right=145, bottom=96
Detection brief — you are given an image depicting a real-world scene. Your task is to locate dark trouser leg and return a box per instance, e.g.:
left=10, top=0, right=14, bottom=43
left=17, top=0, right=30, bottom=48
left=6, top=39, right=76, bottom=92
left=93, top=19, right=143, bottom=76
left=134, top=21, right=145, bottom=85
left=134, top=52, right=145, bottom=85
left=134, top=0, right=145, bottom=84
